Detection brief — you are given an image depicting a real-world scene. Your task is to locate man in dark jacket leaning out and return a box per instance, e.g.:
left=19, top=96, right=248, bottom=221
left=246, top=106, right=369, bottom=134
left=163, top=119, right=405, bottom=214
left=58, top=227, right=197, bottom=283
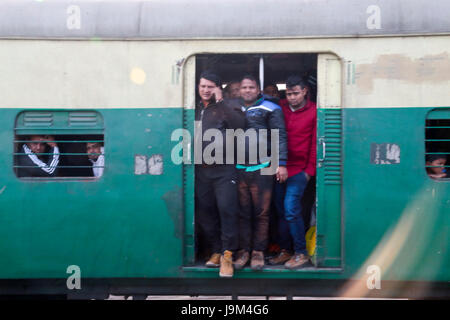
left=195, top=71, right=245, bottom=278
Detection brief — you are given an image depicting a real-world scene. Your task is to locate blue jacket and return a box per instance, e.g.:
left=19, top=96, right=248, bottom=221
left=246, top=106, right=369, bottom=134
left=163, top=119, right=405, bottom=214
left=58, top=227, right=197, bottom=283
left=240, top=95, right=288, bottom=166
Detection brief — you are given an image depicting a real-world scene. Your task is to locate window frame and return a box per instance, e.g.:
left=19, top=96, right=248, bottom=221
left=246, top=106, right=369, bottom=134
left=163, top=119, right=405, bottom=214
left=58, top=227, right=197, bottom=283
left=13, top=110, right=105, bottom=181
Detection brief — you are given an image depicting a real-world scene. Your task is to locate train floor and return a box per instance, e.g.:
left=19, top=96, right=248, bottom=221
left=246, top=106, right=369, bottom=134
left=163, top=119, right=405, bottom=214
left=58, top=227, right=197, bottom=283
left=106, top=295, right=403, bottom=300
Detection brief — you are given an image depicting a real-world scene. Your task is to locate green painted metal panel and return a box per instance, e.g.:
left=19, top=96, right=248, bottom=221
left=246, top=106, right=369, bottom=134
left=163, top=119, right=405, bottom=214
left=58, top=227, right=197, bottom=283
left=343, top=107, right=450, bottom=282
left=0, top=106, right=448, bottom=284
left=316, top=108, right=343, bottom=268
left=15, top=110, right=104, bottom=135
left=427, top=108, right=450, bottom=119
left=183, top=109, right=195, bottom=265
left=0, top=108, right=184, bottom=279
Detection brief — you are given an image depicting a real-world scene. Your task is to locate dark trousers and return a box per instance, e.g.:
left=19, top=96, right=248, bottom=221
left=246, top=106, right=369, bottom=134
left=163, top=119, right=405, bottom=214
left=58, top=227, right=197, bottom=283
left=195, top=165, right=239, bottom=254
left=274, top=171, right=309, bottom=255
left=237, top=169, right=273, bottom=252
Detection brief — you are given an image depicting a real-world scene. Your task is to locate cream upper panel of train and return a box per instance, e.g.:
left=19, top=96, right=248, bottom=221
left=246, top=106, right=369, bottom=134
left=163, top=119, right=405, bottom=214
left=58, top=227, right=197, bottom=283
left=0, top=0, right=449, bottom=109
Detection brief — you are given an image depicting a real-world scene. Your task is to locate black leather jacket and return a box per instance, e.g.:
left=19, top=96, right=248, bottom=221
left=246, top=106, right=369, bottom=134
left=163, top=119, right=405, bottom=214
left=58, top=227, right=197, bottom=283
left=195, top=98, right=245, bottom=165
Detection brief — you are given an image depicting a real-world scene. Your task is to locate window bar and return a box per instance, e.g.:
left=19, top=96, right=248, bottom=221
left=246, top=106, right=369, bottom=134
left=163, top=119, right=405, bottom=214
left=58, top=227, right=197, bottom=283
left=14, top=166, right=105, bottom=168
left=14, top=140, right=104, bottom=143
left=425, top=165, right=450, bottom=168
left=14, top=153, right=103, bottom=156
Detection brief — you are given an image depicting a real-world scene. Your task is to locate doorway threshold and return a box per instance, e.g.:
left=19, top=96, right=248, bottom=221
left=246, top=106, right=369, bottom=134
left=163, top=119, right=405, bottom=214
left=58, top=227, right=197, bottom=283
left=182, top=265, right=342, bottom=273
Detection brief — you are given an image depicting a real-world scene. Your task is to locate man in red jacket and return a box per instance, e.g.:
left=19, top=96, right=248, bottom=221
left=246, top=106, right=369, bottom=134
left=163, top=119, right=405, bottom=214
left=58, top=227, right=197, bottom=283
left=269, top=75, right=317, bottom=269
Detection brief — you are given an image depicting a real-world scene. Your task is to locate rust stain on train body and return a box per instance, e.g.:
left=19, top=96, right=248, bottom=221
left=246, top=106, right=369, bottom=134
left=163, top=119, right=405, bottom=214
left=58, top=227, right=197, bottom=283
left=355, top=53, right=450, bottom=94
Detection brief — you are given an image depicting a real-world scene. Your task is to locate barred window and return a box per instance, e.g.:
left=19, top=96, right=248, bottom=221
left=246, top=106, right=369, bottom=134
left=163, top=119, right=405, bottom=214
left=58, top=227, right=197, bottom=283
left=14, top=111, right=104, bottom=179
left=425, top=109, right=450, bottom=180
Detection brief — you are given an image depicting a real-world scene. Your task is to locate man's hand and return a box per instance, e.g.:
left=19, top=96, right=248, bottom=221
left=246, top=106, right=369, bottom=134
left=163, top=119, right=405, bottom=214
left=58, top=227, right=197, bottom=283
left=429, top=173, right=446, bottom=179
left=304, top=172, right=310, bottom=181
left=212, top=87, right=223, bottom=103
left=45, top=135, right=57, bottom=148
left=276, top=166, right=288, bottom=183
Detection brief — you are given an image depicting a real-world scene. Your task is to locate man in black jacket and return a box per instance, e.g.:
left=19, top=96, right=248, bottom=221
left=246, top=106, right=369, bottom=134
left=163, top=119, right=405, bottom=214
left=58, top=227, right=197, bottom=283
left=233, top=75, right=288, bottom=271
left=195, top=71, right=245, bottom=278
left=16, top=135, right=60, bottom=177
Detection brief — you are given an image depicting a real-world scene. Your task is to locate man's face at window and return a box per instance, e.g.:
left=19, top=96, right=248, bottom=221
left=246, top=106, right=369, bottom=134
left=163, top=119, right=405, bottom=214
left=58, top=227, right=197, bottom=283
left=27, top=135, right=46, bottom=154
left=286, top=85, right=308, bottom=108
left=427, top=158, right=446, bottom=175
left=87, top=142, right=102, bottom=161
left=198, top=78, right=217, bottom=102
left=240, top=79, right=260, bottom=105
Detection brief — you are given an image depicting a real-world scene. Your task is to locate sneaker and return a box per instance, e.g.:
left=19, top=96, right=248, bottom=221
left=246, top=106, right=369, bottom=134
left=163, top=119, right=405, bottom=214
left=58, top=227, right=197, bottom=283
left=219, top=250, right=234, bottom=278
left=284, top=253, right=310, bottom=269
left=268, top=249, right=292, bottom=265
left=233, top=249, right=250, bottom=270
left=250, top=250, right=264, bottom=270
left=205, top=253, right=221, bottom=268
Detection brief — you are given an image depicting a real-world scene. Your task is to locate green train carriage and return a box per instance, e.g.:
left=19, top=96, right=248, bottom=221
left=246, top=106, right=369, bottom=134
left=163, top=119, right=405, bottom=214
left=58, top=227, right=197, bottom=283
left=0, top=0, right=448, bottom=298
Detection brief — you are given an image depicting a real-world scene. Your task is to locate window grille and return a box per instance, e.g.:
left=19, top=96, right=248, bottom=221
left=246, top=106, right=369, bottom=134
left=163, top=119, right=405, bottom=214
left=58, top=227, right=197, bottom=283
left=14, top=111, right=105, bottom=179
left=425, top=109, right=450, bottom=179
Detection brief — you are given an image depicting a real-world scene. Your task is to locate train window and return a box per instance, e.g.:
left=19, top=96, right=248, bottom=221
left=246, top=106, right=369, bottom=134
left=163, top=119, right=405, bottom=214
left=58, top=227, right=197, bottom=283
left=13, top=111, right=105, bottom=179
left=425, top=109, right=450, bottom=180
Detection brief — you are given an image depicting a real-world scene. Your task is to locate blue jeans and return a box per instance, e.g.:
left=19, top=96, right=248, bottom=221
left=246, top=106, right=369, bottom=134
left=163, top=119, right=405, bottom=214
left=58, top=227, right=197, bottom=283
left=274, top=171, right=308, bottom=255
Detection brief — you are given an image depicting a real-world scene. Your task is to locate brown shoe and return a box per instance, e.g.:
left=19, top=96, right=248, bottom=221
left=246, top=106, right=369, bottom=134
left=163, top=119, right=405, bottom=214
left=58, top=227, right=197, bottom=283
left=219, top=250, right=234, bottom=277
left=284, top=253, right=310, bottom=269
left=268, top=249, right=292, bottom=265
left=233, top=249, right=250, bottom=270
left=250, top=250, right=264, bottom=270
left=205, top=253, right=221, bottom=268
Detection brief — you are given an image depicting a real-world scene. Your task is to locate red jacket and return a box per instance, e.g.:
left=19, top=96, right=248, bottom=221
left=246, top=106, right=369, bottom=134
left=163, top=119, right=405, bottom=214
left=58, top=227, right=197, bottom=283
left=280, top=99, right=317, bottom=178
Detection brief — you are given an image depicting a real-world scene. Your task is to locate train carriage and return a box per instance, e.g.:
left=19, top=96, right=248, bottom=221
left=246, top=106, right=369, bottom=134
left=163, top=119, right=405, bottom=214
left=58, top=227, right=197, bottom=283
left=0, top=0, right=449, bottom=299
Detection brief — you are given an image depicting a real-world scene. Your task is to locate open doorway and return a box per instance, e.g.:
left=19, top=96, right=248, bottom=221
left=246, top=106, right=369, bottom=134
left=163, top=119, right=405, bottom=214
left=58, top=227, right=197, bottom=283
left=196, top=53, right=317, bottom=103
left=193, top=53, right=318, bottom=269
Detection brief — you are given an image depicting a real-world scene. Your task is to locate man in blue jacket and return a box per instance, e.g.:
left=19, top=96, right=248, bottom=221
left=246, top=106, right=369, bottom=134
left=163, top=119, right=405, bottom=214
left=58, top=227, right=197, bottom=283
left=233, top=75, right=288, bottom=270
